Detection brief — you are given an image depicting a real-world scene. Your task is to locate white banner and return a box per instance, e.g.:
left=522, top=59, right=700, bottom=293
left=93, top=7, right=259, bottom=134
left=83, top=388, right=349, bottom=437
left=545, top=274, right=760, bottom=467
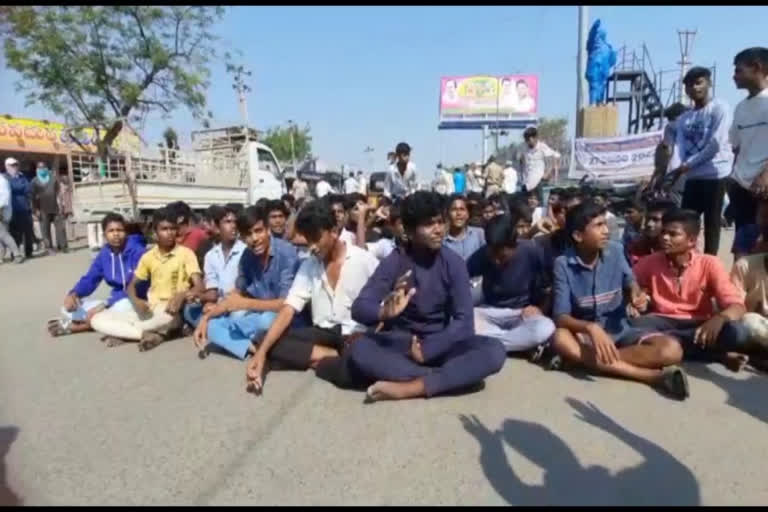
left=569, top=130, right=663, bottom=181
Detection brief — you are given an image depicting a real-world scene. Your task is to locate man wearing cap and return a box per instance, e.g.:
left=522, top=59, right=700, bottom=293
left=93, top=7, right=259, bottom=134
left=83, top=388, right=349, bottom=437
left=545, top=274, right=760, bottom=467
left=4, top=157, right=35, bottom=258
left=0, top=158, right=23, bottom=263
left=383, top=142, right=418, bottom=199
left=665, top=66, right=733, bottom=256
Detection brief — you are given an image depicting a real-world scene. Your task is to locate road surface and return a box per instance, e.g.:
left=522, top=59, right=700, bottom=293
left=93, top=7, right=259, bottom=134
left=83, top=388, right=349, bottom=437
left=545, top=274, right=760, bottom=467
left=2, top=229, right=768, bottom=505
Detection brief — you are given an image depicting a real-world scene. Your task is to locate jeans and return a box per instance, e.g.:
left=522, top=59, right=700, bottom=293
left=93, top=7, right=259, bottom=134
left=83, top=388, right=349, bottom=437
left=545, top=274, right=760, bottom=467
left=474, top=307, right=555, bottom=352
left=0, top=217, right=21, bottom=259
left=681, top=178, right=724, bottom=256
left=9, top=211, right=35, bottom=257
left=726, top=180, right=759, bottom=231
left=204, top=310, right=277, bottom=360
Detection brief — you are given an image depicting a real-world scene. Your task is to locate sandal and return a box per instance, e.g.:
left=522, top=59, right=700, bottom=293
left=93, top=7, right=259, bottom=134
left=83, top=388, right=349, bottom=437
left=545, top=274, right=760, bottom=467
left=659, top=365, right=690, bottom=400
left=138, top=331, right=165, bottom=352
left=47, top=318, right=71, bottom=338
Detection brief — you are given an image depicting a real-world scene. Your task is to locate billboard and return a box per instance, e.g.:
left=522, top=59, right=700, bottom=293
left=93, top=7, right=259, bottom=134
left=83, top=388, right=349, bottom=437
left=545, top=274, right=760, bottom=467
left=439, top=74, right=538, bottom=129
left=0, top=116, right=142, bottom=155
left=569, top=130, right=663, bottom=181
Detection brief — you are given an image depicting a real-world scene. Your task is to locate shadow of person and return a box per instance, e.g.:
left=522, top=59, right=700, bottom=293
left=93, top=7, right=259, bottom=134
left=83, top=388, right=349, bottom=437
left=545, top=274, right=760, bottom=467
left=0, top=426, right=22, bottom=506
left=685, top=362, right=768, bottom=425
left=460, top=399, right=700, bottom=505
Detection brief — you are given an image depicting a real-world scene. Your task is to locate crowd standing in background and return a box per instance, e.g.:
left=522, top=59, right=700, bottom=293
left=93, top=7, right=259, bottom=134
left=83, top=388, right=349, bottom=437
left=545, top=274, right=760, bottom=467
left=15, top=46, right=768, bottom=402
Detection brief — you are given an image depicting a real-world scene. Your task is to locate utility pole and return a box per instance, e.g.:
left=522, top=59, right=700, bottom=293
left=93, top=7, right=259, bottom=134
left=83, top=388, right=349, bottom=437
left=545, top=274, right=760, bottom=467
left=677, top=29, right=697, bottom=104
left=364, top=146, right=374, bottom=173
left=228, top=64, right=253, bottom=141
left=287, top=120, right=297, bottom=172
left=576, top=6, right=589, bottom=136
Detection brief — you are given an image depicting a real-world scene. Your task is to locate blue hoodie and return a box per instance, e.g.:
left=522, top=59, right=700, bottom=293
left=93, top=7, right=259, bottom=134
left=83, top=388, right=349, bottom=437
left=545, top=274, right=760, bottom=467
left=69, top=234, right=149, bottom=307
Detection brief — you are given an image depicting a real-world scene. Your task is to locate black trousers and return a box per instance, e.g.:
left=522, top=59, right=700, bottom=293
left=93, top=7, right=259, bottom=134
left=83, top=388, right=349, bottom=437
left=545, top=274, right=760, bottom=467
left=681, top=178, right=724, bottom=255
left=40, top=212, right=68, bottom=251
left=9, top=211, right=35, bottom=257
left=267, top=326, right=345, bottom=371
left=726, top=179, right=759, bottom=231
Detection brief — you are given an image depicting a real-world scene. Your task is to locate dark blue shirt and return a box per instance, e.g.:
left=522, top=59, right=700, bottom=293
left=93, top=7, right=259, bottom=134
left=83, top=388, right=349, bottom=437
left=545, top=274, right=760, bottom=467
left=467, top=239, right=545, bottom=309
left=236, top=236, right=298, bottom=300
left=7, top=174, right=31, bottom=214
left=552, top=241, right=634, bottom=336
left=351, top=246, right=474, bottom=363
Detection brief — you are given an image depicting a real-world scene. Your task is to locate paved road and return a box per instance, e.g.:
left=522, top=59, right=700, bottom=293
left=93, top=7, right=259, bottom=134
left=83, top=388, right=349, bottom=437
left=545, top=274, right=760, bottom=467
left=2, top=230, right=768, bottom=505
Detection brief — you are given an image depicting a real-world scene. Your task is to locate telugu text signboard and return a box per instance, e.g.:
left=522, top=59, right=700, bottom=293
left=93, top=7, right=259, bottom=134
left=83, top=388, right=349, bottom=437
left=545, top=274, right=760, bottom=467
left=569, top=130, right=663, bottom=181
left=438, top=74, right=538, bottom=129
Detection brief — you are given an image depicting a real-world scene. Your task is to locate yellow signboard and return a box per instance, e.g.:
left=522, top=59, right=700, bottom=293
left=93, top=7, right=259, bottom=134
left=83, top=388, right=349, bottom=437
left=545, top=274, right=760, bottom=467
left=0, top=116, right=141, bottom=155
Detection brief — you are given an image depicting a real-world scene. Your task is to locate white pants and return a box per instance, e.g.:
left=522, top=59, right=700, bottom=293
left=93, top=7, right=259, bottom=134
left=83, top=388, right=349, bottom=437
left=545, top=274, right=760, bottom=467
left=474, top=307, right=555, bottom=352
left=90, top=302, right=176, bottom=341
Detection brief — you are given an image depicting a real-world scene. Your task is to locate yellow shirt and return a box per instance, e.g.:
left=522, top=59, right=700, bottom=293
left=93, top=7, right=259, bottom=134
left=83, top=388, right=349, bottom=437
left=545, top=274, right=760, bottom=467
left=134, top=244, right=201, bottom=307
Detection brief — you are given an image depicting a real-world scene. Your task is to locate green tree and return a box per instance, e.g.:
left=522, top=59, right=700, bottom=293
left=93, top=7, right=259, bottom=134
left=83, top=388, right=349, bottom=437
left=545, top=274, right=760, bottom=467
left=263, top=124, right=312, bottom=163
left=1, top=6, right=224, bottom=160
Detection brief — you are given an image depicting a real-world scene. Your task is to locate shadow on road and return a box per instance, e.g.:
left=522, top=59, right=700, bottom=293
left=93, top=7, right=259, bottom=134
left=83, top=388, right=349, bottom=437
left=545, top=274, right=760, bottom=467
left=685, top=363, right=768, bottom=425
left=460, top=398, right=700, bottom=505
left=0, top=426, right=22, bottom=506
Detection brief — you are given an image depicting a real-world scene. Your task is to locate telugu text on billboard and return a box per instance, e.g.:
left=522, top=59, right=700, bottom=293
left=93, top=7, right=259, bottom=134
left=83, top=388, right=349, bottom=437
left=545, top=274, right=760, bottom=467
left=439, top=75, right=539, bottom=124
left=569, top=130, right=663, bottom=181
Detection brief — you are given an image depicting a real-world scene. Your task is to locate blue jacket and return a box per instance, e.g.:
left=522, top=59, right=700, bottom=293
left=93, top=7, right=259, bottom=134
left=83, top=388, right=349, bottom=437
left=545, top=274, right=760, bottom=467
left=7, top=173, right=31, bottom=214
left=70, top=234, right=148, bottom=307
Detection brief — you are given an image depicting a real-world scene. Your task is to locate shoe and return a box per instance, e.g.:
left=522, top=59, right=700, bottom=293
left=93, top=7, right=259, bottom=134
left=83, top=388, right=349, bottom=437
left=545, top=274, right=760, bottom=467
left=546, top=354, right=563, bottom=371
left=14, top=255, right=24, bottom=264
left=658, top=365, right=690, bottom=400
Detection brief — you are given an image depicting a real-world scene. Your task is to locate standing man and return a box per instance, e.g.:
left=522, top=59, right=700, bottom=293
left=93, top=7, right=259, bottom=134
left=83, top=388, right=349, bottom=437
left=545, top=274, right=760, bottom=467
left=344, top=171, right=359, bottom=194
left=502, top=160, right=518, bottom=194
left=5, top=157, right=35, bottom=258
left=728, top=47, right=768, bottom=231
left=453, top=167, right=466, bottom=195
left=357, top=170, right=368, bottom=196
left=315, top=177, right=333, bottom=198
left=383, top=142, right=418, bottom=199
left=57, top=172, right=75, bottom=243
left=291, top=176, right=309, bottom=201
left=483, top=156, right=504, bottom=198
left=519, top=127, right=560, bottom=192
left=665, top=67, right=733, bottom=255
left=0, top=163, right=23, bottom=263
left=31, top=161, right=68, bottom=254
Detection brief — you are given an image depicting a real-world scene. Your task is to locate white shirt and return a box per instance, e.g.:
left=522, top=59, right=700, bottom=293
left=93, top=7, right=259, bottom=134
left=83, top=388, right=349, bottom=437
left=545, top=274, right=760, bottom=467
left=357, top=176, right=368, bottom=195
left=0, top=173, right=11, bottom=222
left=203, top=239, right=247, bottom=297
left=730, top=88, right=768, bottom=189
left=284, top=243, right=379, bottom=335
left=339, top=228, right=357, bottom=246
left=344, top=177, right=359, bottom=194
left=531, top=206, right=545, bottom=225
left=315, top=180, right=332, bottom=198
left=503, top=166, right=518, bottom=193
left=383, top=162, right=418, bottom=199
left=520, top=141, right=560, bottom=191
left=366, top=237, right=396, bottom=260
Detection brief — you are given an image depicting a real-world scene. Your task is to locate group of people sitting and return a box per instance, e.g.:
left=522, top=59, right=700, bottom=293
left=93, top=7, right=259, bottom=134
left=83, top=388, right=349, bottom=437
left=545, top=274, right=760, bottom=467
left=44, top=180, right=768, bottom=403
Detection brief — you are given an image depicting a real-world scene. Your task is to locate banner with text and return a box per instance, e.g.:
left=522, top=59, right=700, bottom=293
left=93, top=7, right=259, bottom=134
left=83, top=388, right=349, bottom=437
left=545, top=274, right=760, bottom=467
left=439, top=74, right=538, bottom=125
left=569, top=130, right=663, bottom=181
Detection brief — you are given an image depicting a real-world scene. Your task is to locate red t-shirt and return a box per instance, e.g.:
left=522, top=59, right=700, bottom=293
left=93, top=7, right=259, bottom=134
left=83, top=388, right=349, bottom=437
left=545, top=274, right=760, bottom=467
left=179, top=226, right=209, bottom=253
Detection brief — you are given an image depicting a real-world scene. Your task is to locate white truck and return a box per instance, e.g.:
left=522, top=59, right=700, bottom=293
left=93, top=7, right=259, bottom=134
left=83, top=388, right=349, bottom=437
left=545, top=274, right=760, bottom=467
left=71, top=126, right=285, bottom=231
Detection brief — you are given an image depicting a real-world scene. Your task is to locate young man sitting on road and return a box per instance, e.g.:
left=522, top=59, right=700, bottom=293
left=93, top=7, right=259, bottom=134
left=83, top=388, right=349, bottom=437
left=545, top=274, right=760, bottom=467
left=90, top=207, right=204, bottom=351
left=632, top=208, right=749, bottom=371
left=626, top=199, right=677, bottom=267
left=244, top=199, right=379, bottom=394
left=468, top=212, right=555, bottom=355
left=344, top=191, right=507, bottom=401
left=550, top=200, right=689, bottom=399
left=192, top=204, right=298, bottom=360
left=266, top=199, right=290, bottom=239
left=48, top=213, right=147, bottom=338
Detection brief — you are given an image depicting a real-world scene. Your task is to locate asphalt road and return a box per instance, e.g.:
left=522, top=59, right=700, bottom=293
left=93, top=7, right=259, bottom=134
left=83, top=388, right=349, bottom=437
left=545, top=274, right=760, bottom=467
left=2, top=230, right=768, bottom=505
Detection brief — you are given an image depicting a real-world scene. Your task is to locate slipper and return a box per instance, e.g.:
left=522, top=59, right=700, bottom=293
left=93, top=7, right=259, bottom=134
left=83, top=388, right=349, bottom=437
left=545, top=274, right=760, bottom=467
left=138, top=332, right=164, bottom=352
left=659, top=365, right=690, bottom=400
left=47, top=318, right=71, bottom=337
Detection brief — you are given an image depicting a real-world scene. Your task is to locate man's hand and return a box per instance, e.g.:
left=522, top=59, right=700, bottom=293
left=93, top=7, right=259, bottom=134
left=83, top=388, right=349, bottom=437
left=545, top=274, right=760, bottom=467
left=522, top=305, right=543, bottom=319
left=165, top=292, right=186, bottom=315
left=751, top=165, right=768, bottom=199
left=631, top=291, right=650, bottom=314
left=667, top=164, right=690, bottom=188
left=193, top=317, right=208, bottom=350
left=202, top=302, right=216, bottom=315
left=133, top=298, right=151, bottom=318
left=63, top=293, right=81, bottom=312
left=85, top=304, right=106, bottom=322
left=695, top=314, right=727, bottom=348
left=587, top=323, right=620, bottom=366
left=410, top=335, right=424, bottom=364
left=246, top=350, right=267, bottom=394
left=378, top=270, right=415, bottom=322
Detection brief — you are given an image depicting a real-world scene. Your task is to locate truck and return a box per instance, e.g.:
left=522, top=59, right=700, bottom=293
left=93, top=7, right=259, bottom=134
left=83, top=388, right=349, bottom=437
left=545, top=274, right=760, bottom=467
left=71, top=126, right=286, bottom=228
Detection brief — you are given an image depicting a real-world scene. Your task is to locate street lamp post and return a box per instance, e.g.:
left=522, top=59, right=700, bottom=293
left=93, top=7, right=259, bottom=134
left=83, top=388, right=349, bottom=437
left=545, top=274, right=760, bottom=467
left=287, top=120, right=297, bottom=173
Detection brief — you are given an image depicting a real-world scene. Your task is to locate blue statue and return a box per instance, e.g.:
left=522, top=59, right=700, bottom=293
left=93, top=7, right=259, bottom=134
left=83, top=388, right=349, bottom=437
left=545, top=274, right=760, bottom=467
left=585, top=19, right=617, bottom=105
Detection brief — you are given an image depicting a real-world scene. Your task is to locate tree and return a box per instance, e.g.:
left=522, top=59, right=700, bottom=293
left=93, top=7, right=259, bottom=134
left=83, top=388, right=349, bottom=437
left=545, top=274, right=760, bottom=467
left=262, top=124, right=312, bottom=163
left=1, top=6, right=224, bottom=161
left=163, top=127, right=178, bottom=149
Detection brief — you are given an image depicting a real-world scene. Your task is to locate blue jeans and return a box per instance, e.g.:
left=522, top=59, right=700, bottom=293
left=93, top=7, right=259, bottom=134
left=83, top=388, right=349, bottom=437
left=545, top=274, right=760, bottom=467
left=205, top=310, right=277, bottom=360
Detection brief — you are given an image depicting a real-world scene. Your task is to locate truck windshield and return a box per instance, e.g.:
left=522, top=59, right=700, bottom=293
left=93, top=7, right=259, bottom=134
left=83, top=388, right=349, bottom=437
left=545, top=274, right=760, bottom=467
left=257, top=148, right=281, bottom=178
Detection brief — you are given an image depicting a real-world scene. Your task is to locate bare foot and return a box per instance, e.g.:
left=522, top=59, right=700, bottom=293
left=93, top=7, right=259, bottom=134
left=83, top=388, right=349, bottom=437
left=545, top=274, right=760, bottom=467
left=46, top=319, right=70, bottom=338
left=104, top=336, right=125, bottom=348
left=365, top=379, right=426, bottom=403
left=138, top=332, right=164, bottom=352
left=723, top=352, right=749, bottom=373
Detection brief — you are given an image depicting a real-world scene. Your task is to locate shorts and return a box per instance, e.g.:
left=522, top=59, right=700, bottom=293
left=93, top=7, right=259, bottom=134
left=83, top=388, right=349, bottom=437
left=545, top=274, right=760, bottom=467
left=576, top=326, right=661, bottom=348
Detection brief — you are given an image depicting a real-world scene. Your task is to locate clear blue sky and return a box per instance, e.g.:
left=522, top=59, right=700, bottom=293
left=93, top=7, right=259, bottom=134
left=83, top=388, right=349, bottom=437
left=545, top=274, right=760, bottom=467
left=1, top=6, right=766, bottom=179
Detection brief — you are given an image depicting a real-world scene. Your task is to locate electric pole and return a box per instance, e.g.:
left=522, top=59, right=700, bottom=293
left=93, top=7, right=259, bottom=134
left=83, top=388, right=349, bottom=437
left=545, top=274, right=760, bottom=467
left=677, top=29, right=697, bottom=104
left=576, top=6, right=589, bottom=136
left=364, top=146, right=374, bottom=173
left=228, top=64, right=253, bottom=141
left=288, top=120, right=297, bottom=172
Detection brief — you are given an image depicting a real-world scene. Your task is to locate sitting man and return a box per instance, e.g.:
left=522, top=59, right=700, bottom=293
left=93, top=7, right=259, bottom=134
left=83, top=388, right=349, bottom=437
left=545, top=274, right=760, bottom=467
left=193, top=204, right=298, bottom=360
left=183, top=205, right=246, bottom=328
left=535, top=188, right=584, bottom=279
left=48, top=212, right=147, bottom=337
left=626, top=199, right=676, bottom=267
left=444, top=194, right=486, bottom=261
left=244, top=199, right=380, bottom=393
left=550, top=200, right=689, bottom=399
left=356, top=202, right=404, bottom=261
left=632, top=208, right=748, bottom=371
left=468, top=212, right=555, bottom=354
left=343, top=191, right=507, bottom=401
left=90, top=207, right=204, bottom=350
left=266, top=199, right=290, bottom=239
